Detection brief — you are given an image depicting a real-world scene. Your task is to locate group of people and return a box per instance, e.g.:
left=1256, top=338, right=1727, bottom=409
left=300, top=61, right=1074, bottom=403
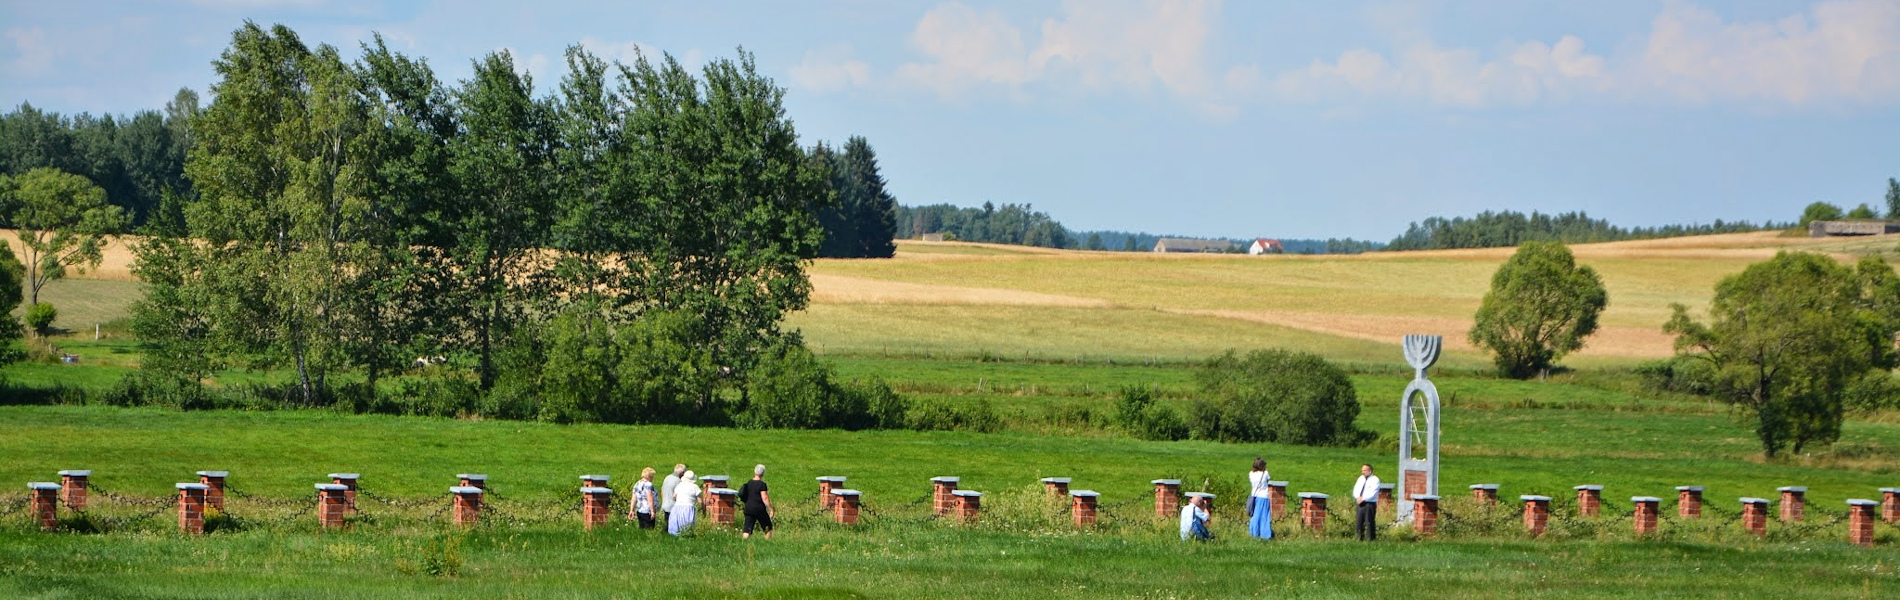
left=1180, top=459, right=1384, bottom=542
left=625, top=464, right=776, bottom=538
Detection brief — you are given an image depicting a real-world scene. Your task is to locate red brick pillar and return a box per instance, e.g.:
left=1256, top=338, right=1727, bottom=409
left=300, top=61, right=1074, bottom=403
left=1675, top=485, right=1704, bottom=519
left=580, top=474, right=611, bottom=490
left=931, top=477, right=960, bottom=515
left=1574, top=485, right=1602, bottom=517
left=1153, top=479, right=1182, bottom=519
left=1739, top=497, right=1768, bottom=537
left=817, top=476, right=845, bottom=509
left=57, top=470, right=89, bottom=511
left=1376, top=483, right=1395, bottom=516
left=1071, top=490, right=1099, bottom=527
left=1881, top=488, right=1899, bottom=524
left=699, top=476, right=729, bottom=515
left=952, top=490, right=982, bottom=523
left=196, top=471, right=228, bottom=511
left=1777, top=486, right=1806, bottom=522
left=1471, top=484, right=1499, bottom=505
left=1847, top=499, right=1878, bottom=547
left=1632, top=496, right=1661, bottom=535
left=177, top=483, right=208, bottom=534
left=581, top=486, right=613, bottom=531
left=316, top=484, right=349, bottom=529
left=1412, top=494, right=1440, bottom=536
left=832, top=489, right=861, bottom=524
left=458, top=473, right=488, bottom=490
left=709, top=488, right=738, bottom=525
left=1267, top=481, right=1288, bottom=520
left=1041, top=477, right=1071, bottom=497
left=328, top=473, right=359, bottom=513
left=1521, top=495, right=1551, bottom=537
left=28, top=482, right=59, bottom=532
left=1299, top=492, right=1328, bottom=531
left=451, top=486, right=483, bottom=527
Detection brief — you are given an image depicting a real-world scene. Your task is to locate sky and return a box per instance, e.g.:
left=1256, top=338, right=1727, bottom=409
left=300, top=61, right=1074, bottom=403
left=2, top=0, right=1897, bottom=241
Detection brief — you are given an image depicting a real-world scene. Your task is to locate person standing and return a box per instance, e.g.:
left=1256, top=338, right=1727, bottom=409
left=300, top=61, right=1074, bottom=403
left=1179, top=494, right=1213, bottom=541
left=1247, top=457, right=1273, bottom=540
left=628, top=467, right=657, bottom=529
left=1351, top=463, right=1380, bottom=541
left=659, top=464, right=685, bottom=520
left=668, top=470, right=700, bottom=536
left=738, top=464, right=775, bottom=540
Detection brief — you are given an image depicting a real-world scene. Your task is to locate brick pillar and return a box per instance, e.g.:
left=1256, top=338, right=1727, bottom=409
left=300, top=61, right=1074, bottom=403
left=1676, top=486, right=1704, bottom=519
left=832, top=489, right=861, bottom=524
left=1521, top=495, right=1551, bottom=537
left=1777, top=486, right=1806, bottom=522
left=931, top=477, right=960, bottom=515
left=1471, top=484, right=1499, bottom=505
left=709, top=488, right=738, bottom=525
left=196, top=471, right=228, bottom=511
left=816, top=476, right=844, bottom=509
left=1299, top=492, right=1328, bottom=531
left=1881, top=488, right=1899, bottom=524
left=57, top=470, right=89, bottom=511
left=1041, top=477, right=1071, bottom=497
left=1412, top=494, right=1440, bottom=536
left=458, top=474, right=488, bottom=490
left=580, top=474, right=611, bottom=490
left=1847, top=499, right=1878, bottom=548
left=28, top=482, right=59, bottom=532
left=316, top=484, right=349, bottom=529
left=699, top=476, right=729, bottom=515
left=1377, top=483, right=1395, bottom=516
left=177, top=483, right=208, bottom=535
left=1740, top=497, right=1768, bottom=537
left=1267, top=481, right=1288, bottom=520
left=581, top=486, right=613, bottom=531
left=451, top=486, right=483, bottom=527
left=328, top=474, right=359, bottom=514
left=1573, top=485, right=1602, bottom=517
left=1152, top=479, right=1182, bottom=519
left=952, top=490, right=982, bottom=523
left=1632, top=496, right=1661, bottom=535
left=1071, top=490, right=1099, bottom=527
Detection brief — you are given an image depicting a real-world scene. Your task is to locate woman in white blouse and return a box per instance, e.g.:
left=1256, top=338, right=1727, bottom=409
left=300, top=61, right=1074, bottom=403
left=667, top=470, right=700, bottom=536
left=1247, top=457, right=1273, bottom=539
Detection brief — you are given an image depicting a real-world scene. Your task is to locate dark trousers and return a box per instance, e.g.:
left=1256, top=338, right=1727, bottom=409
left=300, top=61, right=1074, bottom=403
left=636, top=512, right=656, bottom=529
left=1355, top=501, right=1377, bottom=541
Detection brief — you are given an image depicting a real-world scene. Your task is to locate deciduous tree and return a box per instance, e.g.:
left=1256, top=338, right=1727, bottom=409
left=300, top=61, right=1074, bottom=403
left=2, top=167, right=127, bottom=305
left=1469, top=241, right=1607, bottom=378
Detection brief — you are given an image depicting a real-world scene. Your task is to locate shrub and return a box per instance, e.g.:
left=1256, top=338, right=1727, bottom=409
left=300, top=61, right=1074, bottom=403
left=737, top=342, right=908, bottom=431
left=1190, top=349, right=1368, bottom=445
left=1113, top=385, right=1187, bottom=441
left=23, top=303, right=56, bottom=336
left=905, top=398, right=1001, bottom=433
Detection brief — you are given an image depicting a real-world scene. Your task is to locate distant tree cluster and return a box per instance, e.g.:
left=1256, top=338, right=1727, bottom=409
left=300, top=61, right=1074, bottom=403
left=808, top=137, right=898, bottom=258
left=1802, top=179, right=1900, bottom=224
left=0, top=93, right=200, bottom=229
left=896, top=202, right=1072, bottom=248
left=1385, top=210, right=1783, bottom=251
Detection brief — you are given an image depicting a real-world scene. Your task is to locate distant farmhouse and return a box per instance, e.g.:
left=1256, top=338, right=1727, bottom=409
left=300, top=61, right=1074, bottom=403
left=1153, top=238, right=1234, bottom=253
left=919, top=233, right=946, bottom=242
left=1247, top=239, right=1284, bottom=255
left=1808, top=220, right=1900, bottom=237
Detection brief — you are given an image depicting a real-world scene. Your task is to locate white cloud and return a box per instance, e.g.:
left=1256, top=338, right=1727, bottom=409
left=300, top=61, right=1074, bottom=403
left=789, top=43, right=872, bottom=93
left=4, top=27, right=55, bottom=77
left=893, top=2, right=1037, bottom=98
left=1636, top=0, right=1900, bottom=106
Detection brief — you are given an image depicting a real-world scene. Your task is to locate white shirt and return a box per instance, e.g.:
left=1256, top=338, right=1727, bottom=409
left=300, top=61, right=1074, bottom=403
left=674, top=481, right=701, bottom=507
left=1352, top=474, right=1381, bottom=504
left=1249, top=470, right=1271, bottom=498
left=1179, top=503, right=1208, bottom=539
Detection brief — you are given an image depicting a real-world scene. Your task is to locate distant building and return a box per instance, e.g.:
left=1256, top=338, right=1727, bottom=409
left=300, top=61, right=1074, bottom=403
left=1808, top=220, right=1900, bottom=237
left=1247, top=239, right=1285, bottom=255
left=1153, top=238, right=1234, bottom=253
left=920, top=233, right=946, bottom=242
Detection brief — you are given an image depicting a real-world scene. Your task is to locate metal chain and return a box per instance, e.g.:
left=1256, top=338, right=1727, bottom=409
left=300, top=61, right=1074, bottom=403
left=86, top=483, right=170, bottom=507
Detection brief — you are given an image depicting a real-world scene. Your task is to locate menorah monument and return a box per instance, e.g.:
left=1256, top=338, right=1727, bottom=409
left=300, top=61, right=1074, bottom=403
left=1397, top=334, right=1442, bottom=523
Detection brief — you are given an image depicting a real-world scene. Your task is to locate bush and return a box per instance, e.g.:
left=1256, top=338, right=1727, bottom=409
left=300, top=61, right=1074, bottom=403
left=102, top=372, right=213, bottom=410
left=1113, top=385, right=1187, bottom=441
left=905, top=398, right=1001, bottom=433
left=391, top=375, right=481, bottom=417
left=1844, top=372, right=1900, bottom=414
left=1190, top=349, right=1368, bottom=445
left=23, top=303, right=55, bottom=336
left=1635, top=357, right=1715, bottom=395
left=736, top=342, right=908, bottom=431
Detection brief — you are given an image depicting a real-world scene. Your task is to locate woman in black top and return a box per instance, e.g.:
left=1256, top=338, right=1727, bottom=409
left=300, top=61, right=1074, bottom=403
left=739, top=464, right=775, bottom=539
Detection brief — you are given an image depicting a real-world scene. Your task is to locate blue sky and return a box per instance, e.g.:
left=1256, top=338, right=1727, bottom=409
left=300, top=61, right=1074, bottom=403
left=2, top=1, right=1896, bottom=241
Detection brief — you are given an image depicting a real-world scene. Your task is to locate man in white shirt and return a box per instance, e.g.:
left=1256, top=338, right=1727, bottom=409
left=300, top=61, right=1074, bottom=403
left=1351, top=464, right=1380, bottom=541
left=1179, top=494, right=1212, bottom=541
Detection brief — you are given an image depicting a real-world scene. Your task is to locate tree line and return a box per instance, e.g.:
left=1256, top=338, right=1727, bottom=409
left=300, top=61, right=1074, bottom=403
left=1385, top=210, right=1786, bottom=251
left=1798, top=179, right=1900, bottom=225
left=0, top=92, right=200, bottom=229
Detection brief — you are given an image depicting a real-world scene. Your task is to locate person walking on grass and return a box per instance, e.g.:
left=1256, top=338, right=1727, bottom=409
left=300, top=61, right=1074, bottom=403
left=738, top=464, right=775, bottom=540
left=668, top=470, right=700, bottom=536
left=1180, top=493, right=1213, bottom=541
left=1351, top=463, right=1380, bottom=541
left=1247, top=457, right=1273, bottom=540
left=660, top=464, right=685, bottom=520
left=628, top=467, right=657, bottom=529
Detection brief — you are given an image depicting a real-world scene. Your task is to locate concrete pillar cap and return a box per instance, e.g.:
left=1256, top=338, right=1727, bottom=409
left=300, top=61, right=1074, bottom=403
left=328, top=473, right=360, bottom=480
left=1039, top=477, right=1071, bottom=484
left=28, top=482, right=60, bottom=490
left=831, top=489, right=862, bottom=497
left=931, top=476, right=960, bottom=483
left=1776, top=486, right=1807, bottom=493
left=450, top=486, right=483, bottom=495
left=457, top=474, right=487, bottom=481
left=1470, top=484, right=1499, bottom=490
left=1846, top=499, right=1879, bottom=507
left=1412, top=494, right=1440, bottom=501
left=196, top=471, right=229, bottom=478
left=580, top=487, right=613, bottom=495
left=580, top=474, right=610, bottom=481
left=315, top=483, right=347, bottom=491
left=1574, top=485, right=1603, bottom=491
left=1739, top=497, right=1769, bottom=504
left=1675, top=485, right=1704, bottom=492
left=1378, top=483, right=1395, bottom=490
left=1151, top=479, right=1182, bottom=486
left=1267, top=480, right=1288, bottom=487
left=177, top=483, right=209, bottom=491
left=816, top=476, right=846, bottom=483
left=1631, top=496, right=1662, bottom=503
left=951, top=490, right=982, bottom=497
left=710, top=488, right=739, bottom=496
left=1298, top=492, right=1329, bottom=499
left=701, top=475, right=729, bottom=483
left=58, top=470, right=92, bottom=477
left=1070, top=490, right=1100, bottom=498
left=1880, top=487, right=1900, bottom=493
left=1520, top=495, right=1551, bottom=502
left=1185, top=492, right=1216, bottom=500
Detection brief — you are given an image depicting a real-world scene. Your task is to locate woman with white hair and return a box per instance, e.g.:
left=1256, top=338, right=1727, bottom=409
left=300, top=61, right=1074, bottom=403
left=738, top=464, right=775, bottom=539
left=667, top=470, right=700, bottom=536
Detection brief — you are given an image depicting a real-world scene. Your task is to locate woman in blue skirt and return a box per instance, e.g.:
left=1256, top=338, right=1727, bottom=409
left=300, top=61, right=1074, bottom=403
left=1247, top=457, right=1273, bottom=539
